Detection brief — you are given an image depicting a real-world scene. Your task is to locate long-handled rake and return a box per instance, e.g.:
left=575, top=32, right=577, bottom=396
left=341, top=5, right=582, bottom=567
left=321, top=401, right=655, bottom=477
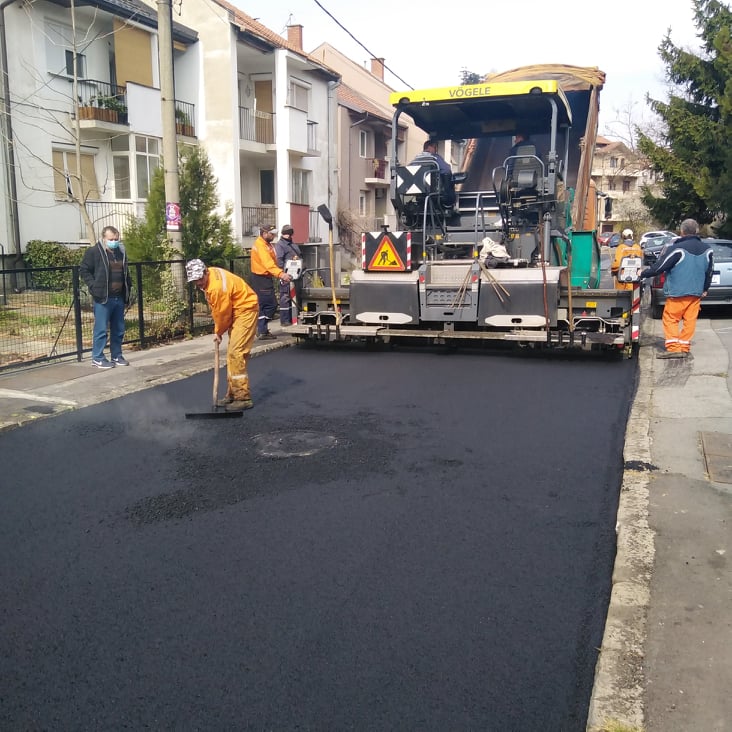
left=185, top=341, right=243, bottom=420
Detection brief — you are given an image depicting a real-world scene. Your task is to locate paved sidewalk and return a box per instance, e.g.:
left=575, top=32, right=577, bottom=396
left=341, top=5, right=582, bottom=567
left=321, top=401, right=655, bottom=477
left=1, top=315, right=730, bottom=731
left=588, top=315, right=732, bottom=731
left=0, top=321, right=294, bottom=433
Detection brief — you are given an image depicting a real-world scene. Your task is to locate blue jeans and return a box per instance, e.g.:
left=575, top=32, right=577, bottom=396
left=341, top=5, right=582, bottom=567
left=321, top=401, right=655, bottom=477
left=92, top=296, right=125, bottom=360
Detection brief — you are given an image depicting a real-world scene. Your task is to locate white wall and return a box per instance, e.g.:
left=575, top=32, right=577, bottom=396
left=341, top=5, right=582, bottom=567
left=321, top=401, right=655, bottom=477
left=7, top=2, right=115, bottom=245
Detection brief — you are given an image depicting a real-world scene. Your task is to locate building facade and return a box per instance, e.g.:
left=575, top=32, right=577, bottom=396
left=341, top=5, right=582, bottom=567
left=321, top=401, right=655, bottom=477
left=0, top=0, right=198, bottom=257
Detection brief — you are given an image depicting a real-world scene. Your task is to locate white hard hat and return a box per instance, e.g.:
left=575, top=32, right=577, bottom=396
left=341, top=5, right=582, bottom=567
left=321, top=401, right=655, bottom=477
left=185, top=258, right=206, bottom=282
left=622, top=228, right=633, bottom=239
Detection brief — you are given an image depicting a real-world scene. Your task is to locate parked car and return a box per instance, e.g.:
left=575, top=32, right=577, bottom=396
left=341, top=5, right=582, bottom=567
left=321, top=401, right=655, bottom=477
left=606, top=232, right=622, bottom=247
left=598, top=231, right=614, bottom=246
left=649, top=238, right=732, bottom=318
left=639, top=230, right=676, bottom=247
left=643, top=233, right=677, bottom=265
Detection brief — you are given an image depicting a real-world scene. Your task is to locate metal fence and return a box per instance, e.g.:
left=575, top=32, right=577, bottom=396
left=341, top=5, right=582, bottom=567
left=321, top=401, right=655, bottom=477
left=0, top=255, right=252, bottom=372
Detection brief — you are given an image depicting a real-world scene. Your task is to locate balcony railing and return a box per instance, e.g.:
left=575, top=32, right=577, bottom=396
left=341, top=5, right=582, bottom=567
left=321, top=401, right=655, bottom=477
left=241, top=205, right=276, bottom=236
left=76, top=80, right=127, bottom=124
left=239, top=107, right=275, bottom=144
left=371, top=158, right=387, bottom=179
left=174, top=100, right=196, bottom=137
left=82, top=200, right=138, bottom=239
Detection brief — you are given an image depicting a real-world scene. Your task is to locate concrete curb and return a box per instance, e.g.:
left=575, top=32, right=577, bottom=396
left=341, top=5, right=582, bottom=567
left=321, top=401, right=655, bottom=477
left=586, top=338, right=654, bottom=731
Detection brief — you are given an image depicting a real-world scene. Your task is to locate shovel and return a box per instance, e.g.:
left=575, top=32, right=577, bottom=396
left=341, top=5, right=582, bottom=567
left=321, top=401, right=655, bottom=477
left=185, top=340, right=243, bottom=420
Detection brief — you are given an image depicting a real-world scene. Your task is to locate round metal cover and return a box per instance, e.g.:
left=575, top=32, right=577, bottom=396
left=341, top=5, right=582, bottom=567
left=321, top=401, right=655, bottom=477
left=253, top=431, right=337, bottom=458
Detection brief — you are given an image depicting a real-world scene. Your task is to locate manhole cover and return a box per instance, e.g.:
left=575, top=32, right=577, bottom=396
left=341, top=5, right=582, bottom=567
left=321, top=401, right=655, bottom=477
left=254, top=431, right=337, bottom=458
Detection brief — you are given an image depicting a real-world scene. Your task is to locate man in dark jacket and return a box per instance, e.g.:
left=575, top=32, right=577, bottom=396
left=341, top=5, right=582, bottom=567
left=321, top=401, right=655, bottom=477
left=640, top=218, right=713, bottom=359
left=79, top=225, right=133, bottom=369
left=274, top=224, right=303, bottom=326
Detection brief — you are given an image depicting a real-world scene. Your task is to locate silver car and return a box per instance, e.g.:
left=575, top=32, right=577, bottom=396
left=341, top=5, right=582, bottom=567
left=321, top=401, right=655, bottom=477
left=649, top=238, right=732, bottom=319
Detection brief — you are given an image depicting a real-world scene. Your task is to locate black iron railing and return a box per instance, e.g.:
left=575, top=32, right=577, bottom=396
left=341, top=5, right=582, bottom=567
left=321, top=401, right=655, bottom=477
left=0, top=255, right=252, bottom=372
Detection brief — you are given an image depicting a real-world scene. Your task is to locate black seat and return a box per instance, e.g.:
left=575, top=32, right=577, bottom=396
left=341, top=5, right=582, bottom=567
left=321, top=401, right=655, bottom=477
left=505, top=144, right=543, bottom=193
left=391, top=159, right=455, bottom=229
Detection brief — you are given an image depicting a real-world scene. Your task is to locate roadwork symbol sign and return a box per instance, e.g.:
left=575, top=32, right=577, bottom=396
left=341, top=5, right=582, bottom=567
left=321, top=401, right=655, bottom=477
left=368, top=238, right=406, bottom=271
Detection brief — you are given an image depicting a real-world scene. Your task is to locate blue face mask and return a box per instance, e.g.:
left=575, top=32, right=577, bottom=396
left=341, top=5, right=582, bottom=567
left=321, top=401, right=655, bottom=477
left=107, top=239, right=120, bottom=250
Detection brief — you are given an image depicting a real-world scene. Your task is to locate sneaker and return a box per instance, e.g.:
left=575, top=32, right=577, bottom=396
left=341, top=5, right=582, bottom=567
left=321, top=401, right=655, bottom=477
left=112, top=355, right=130, bottom=366
left=92, top=358, right=115, bottom=369
left=257, top=332, right=277, bottom=341
left=225, top=399, right=254, bottom=412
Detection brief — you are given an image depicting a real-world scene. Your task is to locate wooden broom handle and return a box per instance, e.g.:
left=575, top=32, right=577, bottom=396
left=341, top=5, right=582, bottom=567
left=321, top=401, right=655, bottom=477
left=213, top=340, right=220, bottom=408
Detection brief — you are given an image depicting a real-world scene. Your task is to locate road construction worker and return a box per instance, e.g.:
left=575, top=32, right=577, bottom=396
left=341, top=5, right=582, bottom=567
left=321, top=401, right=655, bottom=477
left=274, top=224, right=303, bottom=326
left=639, top=218, right=713, bottom=359
left=250, top=224, right=292, bottom=339
left=185, top=259, right=258, bottom=411
left=611, top=229, right=643, bottom=291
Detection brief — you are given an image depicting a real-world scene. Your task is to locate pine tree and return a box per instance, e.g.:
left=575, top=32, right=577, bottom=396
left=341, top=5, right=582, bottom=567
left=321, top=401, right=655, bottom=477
left=179, top=146, right=238, bottom=265
left=123, top=146, right=239, bottom=266
left=638, top=0, right=732, bottom=235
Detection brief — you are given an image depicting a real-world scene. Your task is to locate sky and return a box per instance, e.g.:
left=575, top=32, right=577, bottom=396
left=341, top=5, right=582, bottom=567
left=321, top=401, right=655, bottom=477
left=235, top=0, right=704, bottom=136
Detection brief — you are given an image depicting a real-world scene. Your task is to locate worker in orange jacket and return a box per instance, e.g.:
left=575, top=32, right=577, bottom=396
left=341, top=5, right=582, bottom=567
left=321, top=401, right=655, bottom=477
left=185, top=259, right=258, bottom=411
left=611, top=229, right=643, bottom=290
left=250, top=224, right=292, bottom=339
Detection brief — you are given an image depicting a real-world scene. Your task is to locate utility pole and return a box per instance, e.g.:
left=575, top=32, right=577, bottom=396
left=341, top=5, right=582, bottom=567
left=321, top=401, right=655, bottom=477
left=156, top=0, right=185, bottom=301
left=156, top=0, right=182, bottom=256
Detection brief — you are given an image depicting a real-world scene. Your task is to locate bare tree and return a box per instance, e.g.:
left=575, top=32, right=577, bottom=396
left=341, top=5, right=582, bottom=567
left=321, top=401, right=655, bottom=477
left=3, top=0, right=138, bottom=246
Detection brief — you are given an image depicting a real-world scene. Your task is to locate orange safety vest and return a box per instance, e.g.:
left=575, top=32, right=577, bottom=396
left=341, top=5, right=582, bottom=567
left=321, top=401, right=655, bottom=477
left=251, top=235, right=283, bottom=278
left=203, top=267, right=259, bottom=336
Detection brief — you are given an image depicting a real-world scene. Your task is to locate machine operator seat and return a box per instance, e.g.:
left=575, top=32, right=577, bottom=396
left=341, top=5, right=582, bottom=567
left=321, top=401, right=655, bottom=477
left=505, top=144, right=544, bottom=195
left=391, top=158, right=455, bottom=228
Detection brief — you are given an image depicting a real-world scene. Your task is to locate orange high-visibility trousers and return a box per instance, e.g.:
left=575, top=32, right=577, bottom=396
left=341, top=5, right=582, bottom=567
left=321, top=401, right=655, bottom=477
left=225, top=308, right=258, bottom=401
left=661, top=295, right=702, bottom=353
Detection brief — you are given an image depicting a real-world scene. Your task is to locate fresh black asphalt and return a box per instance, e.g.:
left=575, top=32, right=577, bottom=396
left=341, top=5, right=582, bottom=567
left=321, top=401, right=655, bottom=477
left=1, top=346, right=636, bottom=730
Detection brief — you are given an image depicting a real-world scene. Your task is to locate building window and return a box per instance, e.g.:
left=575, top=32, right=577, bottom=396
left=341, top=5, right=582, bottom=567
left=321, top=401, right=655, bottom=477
left=607, top=179, right=616, bottom=191
left=111, top=135, right=131, bottom=199
left=46, top=21, right=86, bottom=78
left=359, top=190, right=367, bottom=216
left=135, top=136, right=160, bottom=199
left=52, top=149, right=100, bottom=200
left=609, top=156, right=618, bottom=169
left=291, top=169, right=310, bottom=205
left=622, top=179, right=632, bottom=193
left=359, top=129, right=369, bottom=158
left=260, top=170, right=275, bottom=205
left=288, top=79, right=310, bottom=113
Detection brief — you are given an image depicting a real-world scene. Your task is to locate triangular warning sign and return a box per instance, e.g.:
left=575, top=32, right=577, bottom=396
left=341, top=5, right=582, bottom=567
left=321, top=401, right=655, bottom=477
left=368, top=238, right=406, bottom=271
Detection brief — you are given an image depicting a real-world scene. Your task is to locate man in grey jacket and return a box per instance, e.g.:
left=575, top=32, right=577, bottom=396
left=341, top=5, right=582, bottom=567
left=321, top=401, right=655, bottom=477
left=79, top=225, right=132, bottom=369
left=640, top=218, right=713, bottom=359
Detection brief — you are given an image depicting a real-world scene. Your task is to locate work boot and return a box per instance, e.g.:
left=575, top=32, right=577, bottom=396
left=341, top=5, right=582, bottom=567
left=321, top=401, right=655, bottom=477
left=225, top=399, right=254, bottom=412
left=656, top=351, right=686, bottom=359
left=257, top=332, right=276, bottom=341
left=216, top=396, right=233, bottom=407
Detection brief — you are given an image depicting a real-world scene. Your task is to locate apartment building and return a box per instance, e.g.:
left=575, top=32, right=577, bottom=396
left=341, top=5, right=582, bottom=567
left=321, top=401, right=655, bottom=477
left=310, top=43, right=427, bottom=256
left=163, top=4, right=339, bottom=248
left=0, top=0, right=342, bottom=260
left=591, top=135, right=659, bottom=233
left=0, top=0, right=198, bottom=254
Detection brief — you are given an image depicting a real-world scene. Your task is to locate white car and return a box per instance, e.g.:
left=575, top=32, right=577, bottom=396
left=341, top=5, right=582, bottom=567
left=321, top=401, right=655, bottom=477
left=639, top=230, right=676, bottom=247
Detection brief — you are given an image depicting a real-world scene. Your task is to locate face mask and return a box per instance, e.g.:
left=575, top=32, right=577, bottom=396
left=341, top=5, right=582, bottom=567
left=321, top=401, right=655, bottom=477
left=107, top=239, right=120, bottom=250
